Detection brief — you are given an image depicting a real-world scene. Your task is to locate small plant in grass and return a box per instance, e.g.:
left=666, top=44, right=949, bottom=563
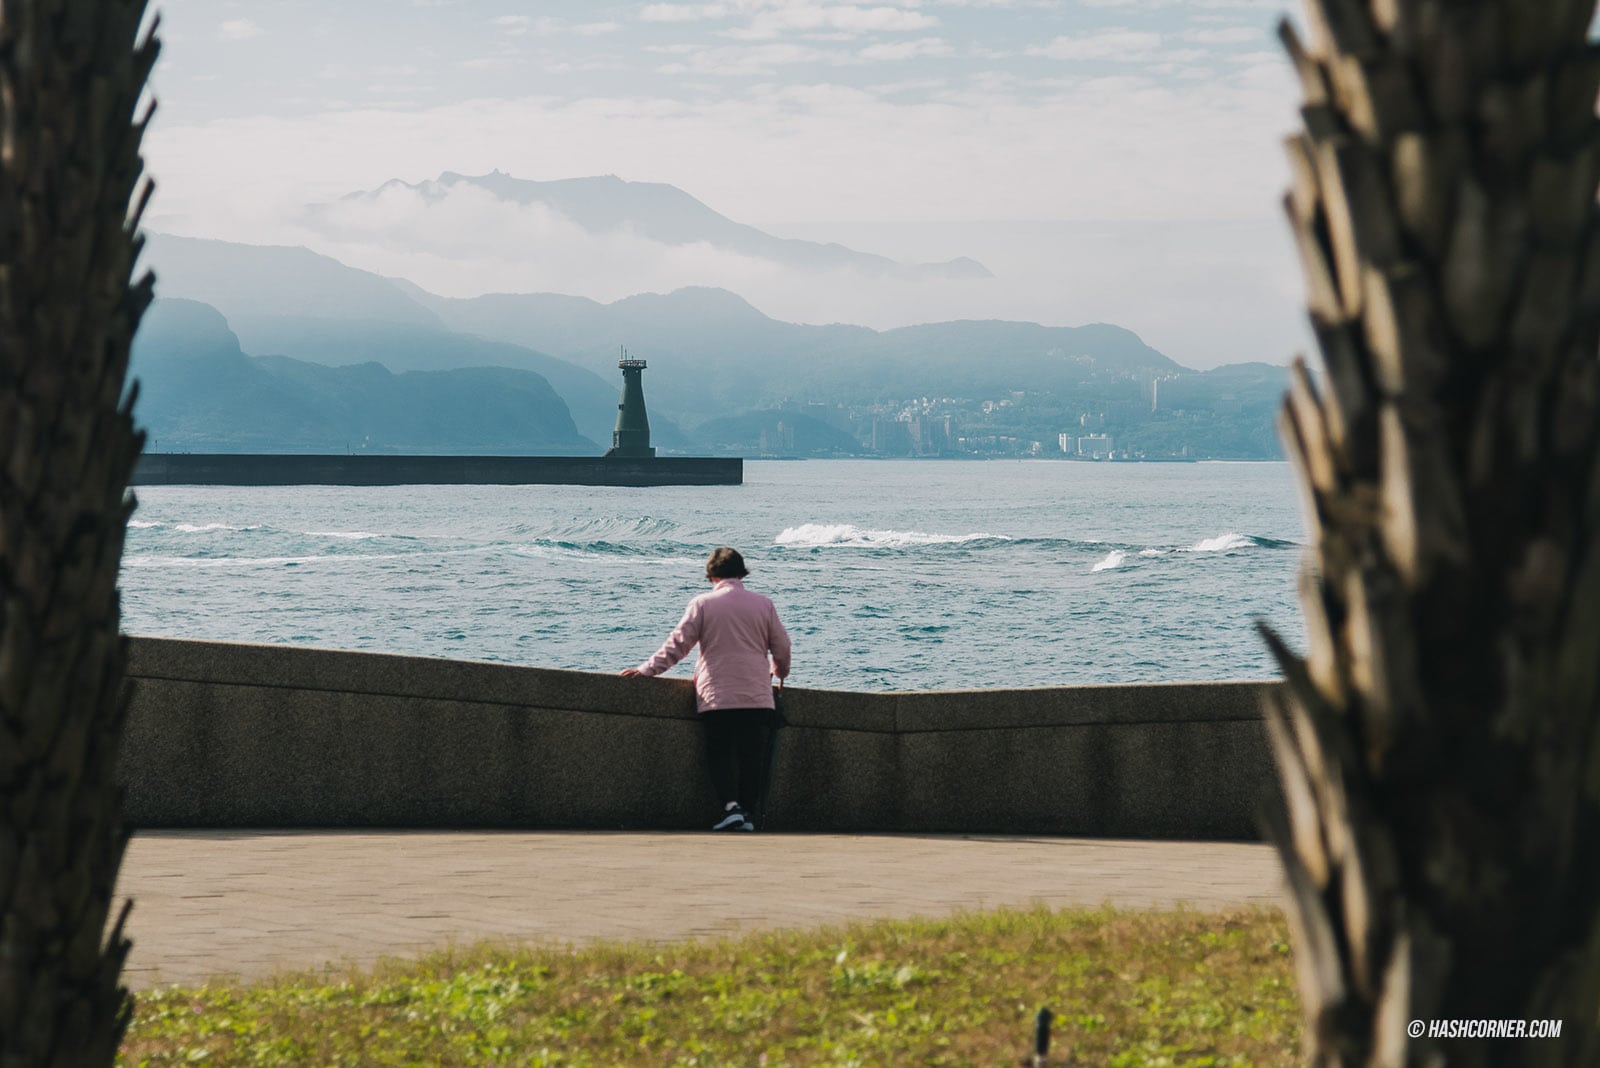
left=120, top=906, right=1300, bottom=1066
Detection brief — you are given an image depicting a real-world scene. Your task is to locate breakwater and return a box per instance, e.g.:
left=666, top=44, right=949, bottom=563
left=132, top=453, right=743, bottom=487
left=121, top=637, right=1280, bottom=838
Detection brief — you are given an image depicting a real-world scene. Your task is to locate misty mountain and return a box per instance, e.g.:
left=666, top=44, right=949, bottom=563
left=145, top=233, right=442, bottom=327
left=326, top=171, right=993, bottom=281
left=131, top=299, right=595, bottom=454
left=137, top=234, right=1279, bottom=457
left=146, top=234, right=1187, bottom=427
left=412, top=285, right=1184, bottom=418
left=224, top=315, right=696, bottom=453
left=143, top=235, right=695, bottom=449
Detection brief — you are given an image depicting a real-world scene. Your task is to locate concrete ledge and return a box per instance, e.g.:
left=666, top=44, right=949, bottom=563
left=891, top=680, right=1269, bottom=732
left=121, top=637, right=1281, bottom=838
left=131, top=454, right=744, bottom=488
left=129, top=638, right=703, bottom=720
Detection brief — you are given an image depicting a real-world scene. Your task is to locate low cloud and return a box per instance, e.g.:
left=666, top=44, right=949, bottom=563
left=217, top=18, right=263, bottom=41
left=727, top=5, right=940, bottom=40
left=659, top=36, right=954, bottom=73
left=491, top=14, right=561, bottom=35
left=141, top=53, right=1302, bottom=363
left=1187, top=26, right=1268, bottom=44
left=1083, top=0, right=1283, bottom=7
left=641, top=0, right=954, bottom=38
left=146, top=62, right=1297, bottom=229
left=140, top=178, right=1303, bottom=368
left=295, top=181, right=789, bottom=303
left=639, top=2, right=735, bottom=21
left=858, top=37, right=954, bottom=61
left=1026, top=29, right=1164, bottom=61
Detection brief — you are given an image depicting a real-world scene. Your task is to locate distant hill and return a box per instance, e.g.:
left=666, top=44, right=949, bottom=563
left=413, top=285, right=1183, bottom=416
left=137, top=235, right=1285, bottom=457
left=145, top=233, right=441, bottom=326
left=324, top=171, right=993, bottom=281
left=226, top=315, right=696, bottom=453
left=131, top=299, right=595, bottom=454
left=142, top=235, right=689, bottom=450
left=146, top=235, right=1187, bottom=426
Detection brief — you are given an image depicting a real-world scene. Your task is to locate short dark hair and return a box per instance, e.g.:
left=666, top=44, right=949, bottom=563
left=706, top=546, right=749, bottom=580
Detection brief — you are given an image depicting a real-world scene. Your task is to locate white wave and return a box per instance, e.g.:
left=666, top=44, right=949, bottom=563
left=307, top=530, right=382, bottom=540
left=1138, top=548, right=1166, bottom=557
left=543, top=516, right=680, bottom=541
left=1092, top=549, right=1128, bottom=572
left=1186, top=532, right=1253, bottom=553
left=510, top=543, right=561, bottom=559
left=774, top=523, right=1007, bottom=549
left=174, top=522, right=246, bottom=533
left=128, top=519, right=163, bottom=529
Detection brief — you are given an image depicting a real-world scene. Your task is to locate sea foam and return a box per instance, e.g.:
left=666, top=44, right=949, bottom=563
left=1092, top=549, right=1128, bottom=572
left=774, top=523, right=1008, bottom=549
left=174, top=522, right=247, bottom=533
left=1186, top=532, right=1255, bottom=553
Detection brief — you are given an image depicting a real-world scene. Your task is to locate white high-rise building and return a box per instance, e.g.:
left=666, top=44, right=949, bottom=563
left=1078, top=434, right=1113, bottom=459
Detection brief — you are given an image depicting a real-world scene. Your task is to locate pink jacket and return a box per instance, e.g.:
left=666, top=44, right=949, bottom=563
left=637, top=579, right=792, bottom=711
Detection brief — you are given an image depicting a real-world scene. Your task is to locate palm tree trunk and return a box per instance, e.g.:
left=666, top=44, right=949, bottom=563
left=0, top=1, right=158, bottom=1062
left=1266, top=1, right=1600, bottom=1064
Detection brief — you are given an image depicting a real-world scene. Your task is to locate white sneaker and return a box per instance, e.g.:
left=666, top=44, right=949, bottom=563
left=712, top=806, right=746, bottom=831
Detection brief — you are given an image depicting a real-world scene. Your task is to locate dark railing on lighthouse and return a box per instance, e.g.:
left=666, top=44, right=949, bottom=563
left=605, top=350, right=655, bottom=458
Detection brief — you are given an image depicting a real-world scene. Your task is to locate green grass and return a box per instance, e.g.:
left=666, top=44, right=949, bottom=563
left=120, top=906, right=1301, bottom=1067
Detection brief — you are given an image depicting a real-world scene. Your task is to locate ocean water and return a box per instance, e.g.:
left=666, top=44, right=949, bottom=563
left=121, top=459, right=1308, bottom=691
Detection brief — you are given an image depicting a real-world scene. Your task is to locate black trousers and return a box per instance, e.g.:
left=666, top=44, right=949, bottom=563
left=703, top=707, right=781, bottom=815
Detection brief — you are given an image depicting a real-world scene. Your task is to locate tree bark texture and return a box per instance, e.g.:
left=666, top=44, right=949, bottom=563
left=0, top=1, right=156, bottom=1063
left=1267, top=1, right=1600, bottom=1065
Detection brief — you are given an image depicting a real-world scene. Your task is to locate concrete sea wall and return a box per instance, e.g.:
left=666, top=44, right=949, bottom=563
left=122, top=637, right=1280, bottom=839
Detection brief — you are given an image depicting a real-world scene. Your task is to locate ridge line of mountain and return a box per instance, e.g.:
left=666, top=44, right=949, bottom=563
left=145, top=230, right=1201, bottom=370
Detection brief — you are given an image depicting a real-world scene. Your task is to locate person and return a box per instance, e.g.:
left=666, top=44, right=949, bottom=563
left=623, top=546, right=791, bottom=831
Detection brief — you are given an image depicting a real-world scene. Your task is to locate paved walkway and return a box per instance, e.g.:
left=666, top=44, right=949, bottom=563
left=117, top=832, right=1284, bottom=989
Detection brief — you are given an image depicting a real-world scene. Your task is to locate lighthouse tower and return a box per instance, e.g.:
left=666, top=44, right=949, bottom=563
left=605, top=349, right=655, bottom=458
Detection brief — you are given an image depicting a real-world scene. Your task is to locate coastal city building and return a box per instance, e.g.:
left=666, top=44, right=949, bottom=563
left=1078, top=434, right=1114, bottom=459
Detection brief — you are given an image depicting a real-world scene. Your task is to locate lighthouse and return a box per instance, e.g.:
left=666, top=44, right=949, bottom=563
left=605, top=349, right=655, bottom=458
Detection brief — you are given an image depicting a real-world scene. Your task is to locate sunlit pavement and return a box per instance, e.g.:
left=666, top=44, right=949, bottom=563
left=117, top=831, right=1284, bottom=989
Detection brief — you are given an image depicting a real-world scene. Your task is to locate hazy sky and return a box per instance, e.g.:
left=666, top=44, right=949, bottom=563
left=142, top=0, right=1307, bottom=368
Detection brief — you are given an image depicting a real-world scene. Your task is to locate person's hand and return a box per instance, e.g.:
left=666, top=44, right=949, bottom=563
left=620, top=668, right=642, bottom=677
